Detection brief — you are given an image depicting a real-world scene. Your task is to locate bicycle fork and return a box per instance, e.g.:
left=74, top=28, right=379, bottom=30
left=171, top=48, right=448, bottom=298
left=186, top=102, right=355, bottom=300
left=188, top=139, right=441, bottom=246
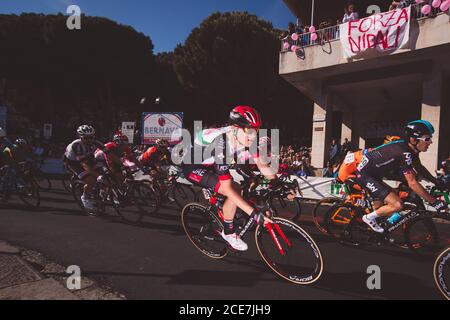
left=265, top=223, right=292, bottom=256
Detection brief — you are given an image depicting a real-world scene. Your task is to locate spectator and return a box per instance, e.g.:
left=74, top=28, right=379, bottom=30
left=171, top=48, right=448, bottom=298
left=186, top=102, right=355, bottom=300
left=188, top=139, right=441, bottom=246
left=277, top=144, right=315, bottom=177
left=390, top=0, right=415, bottom=10
left=342, top=3, right=359, bottom=23
left=288, top=22, right=296, bottom=35
left=32, top=141, right=45, bottom=159
left=341, top=138, right=352, bottom=156
left=296, top=163, right=310, bottom=178
left=322, top=162, right=335, bottom=178
left=328, top=138, right=341, bottom=166
left=438, top=156, right=450, bottom=186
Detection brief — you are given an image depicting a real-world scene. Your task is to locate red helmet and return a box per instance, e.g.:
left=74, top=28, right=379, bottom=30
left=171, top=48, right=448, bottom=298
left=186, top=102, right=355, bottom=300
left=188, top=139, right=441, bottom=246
left=113, top=133, right=129, bottom=145
left=229, top=106, right=262, bottom=129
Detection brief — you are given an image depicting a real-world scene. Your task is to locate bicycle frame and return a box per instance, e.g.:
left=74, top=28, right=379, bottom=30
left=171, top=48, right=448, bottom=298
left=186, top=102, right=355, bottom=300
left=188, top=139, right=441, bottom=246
left=207, top=189, right=293, bottom=256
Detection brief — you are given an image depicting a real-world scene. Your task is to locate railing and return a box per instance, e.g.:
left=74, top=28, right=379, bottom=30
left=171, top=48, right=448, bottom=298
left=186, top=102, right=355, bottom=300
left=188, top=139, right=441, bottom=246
left=281, top=2, right=448, bottom=52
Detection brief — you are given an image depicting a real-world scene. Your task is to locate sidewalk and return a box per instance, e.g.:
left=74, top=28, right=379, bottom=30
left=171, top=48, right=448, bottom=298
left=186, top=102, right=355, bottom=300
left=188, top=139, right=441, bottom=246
left=0, top=241, right=125, bottom=300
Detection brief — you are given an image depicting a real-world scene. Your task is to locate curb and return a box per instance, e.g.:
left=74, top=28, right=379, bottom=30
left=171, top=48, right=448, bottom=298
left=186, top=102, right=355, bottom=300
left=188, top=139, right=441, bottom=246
left=0, top=241, right=126, bottom=300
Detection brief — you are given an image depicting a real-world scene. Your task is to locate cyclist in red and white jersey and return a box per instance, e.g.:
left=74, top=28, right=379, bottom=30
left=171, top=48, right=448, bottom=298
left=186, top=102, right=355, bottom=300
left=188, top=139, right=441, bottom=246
left=181, top=106, right=280, bottom=251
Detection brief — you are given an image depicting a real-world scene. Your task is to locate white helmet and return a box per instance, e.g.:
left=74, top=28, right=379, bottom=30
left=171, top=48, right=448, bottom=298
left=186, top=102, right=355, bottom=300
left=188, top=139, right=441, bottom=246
left=0, top=127, right=6, bottom=138
left=77, top=125, right=95, bottom=137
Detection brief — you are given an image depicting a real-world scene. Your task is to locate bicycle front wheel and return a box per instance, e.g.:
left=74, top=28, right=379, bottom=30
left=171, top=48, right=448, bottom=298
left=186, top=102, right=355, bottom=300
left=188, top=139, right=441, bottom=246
left=270, top=195, right=302, bottom=221
left=18, top=178, right=40, bottom=208
left=405, top=216, right=449, bottom=256
left=61, top=174, right=72, bottom=192
left=115, top=183, right=148, bottom=225
left=181, top=203, right=228, bottom=259
left=434, top=247, right=450, bottom=300
left=135, top=182, right=160, bottom=215
left=312, top=196, right=343, bottom=235
left=255, top=217, right=323, bottom=285
left=34, top=172, right=52, bottom=191
left=173, top=184, right=196, bottom=209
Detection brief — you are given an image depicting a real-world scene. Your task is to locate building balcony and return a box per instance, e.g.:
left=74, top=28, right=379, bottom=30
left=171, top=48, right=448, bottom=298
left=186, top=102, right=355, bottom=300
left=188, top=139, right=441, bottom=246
left=280, top=4, right=450, bottom=93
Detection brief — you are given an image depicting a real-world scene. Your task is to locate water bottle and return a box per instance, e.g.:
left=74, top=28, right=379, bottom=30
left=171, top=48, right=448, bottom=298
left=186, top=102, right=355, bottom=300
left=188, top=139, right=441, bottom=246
left=388, top=212, right=402, bottom=225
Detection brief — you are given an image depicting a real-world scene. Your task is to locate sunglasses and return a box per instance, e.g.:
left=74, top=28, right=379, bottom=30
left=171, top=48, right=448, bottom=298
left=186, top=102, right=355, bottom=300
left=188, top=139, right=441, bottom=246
left=243, top=127, right=259, bottom=134
left=417, top=136, right=433, bottom=143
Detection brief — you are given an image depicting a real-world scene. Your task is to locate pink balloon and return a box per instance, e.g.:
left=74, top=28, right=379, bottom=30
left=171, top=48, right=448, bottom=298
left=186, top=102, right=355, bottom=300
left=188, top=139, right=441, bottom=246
left=421, top=4, right=432, bottom=14
left=291, top=45, right=298, bottom=52
left=432, top=0, right=441, bottom=8
left=415, top=0, right=424, bottom=3
left=440, top=0, right=450, bottom=11
left=283, top=42, right=289, bottom=50
left=311, top=33, right=318, bottom=41
left=291, top=33, right=299, bottom=41
left=309, top=26, right=316, bottom=33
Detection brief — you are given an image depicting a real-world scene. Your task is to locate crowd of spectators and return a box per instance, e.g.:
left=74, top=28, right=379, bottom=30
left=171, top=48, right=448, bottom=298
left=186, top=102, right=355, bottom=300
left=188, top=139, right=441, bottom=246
left=276, top=137, right=356, bottom=178
left=389, top=0, right=417, bottom=11
left=281, top=0, right=429, bottom=50
left=278, top=145, right=314, bottom=177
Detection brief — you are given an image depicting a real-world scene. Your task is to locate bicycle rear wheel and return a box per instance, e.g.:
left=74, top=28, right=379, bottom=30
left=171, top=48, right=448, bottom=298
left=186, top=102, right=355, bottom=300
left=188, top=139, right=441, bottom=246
left=434, top=247, right=450, bottom=300
left=312, top=196, right=343, bottom=235
left=324, top=203, right=358, bottom=243
left=181, top=203, right=228, bottom=259
left=255, top=217, right=323, bottom=285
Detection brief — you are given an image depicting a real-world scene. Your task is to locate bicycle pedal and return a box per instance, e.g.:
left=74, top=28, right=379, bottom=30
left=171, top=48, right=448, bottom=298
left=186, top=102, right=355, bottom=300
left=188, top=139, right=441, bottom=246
left=227, top=246, right=241, bottom=255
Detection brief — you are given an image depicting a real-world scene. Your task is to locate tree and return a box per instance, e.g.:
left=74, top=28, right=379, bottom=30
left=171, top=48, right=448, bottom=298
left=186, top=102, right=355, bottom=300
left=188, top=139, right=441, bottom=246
left=173, top=11, right=312, bottom=143
left=0, top=13, right=157, bottom=139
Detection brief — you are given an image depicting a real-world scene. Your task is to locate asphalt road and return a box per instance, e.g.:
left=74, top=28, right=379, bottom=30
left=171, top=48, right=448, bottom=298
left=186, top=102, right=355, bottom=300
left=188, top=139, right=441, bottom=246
left=0, top=180, right=446, bottom=300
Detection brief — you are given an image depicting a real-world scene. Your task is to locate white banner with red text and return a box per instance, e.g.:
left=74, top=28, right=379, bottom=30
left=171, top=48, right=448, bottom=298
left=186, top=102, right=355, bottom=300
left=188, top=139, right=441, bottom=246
left=340, top=7, right=411, bottom=59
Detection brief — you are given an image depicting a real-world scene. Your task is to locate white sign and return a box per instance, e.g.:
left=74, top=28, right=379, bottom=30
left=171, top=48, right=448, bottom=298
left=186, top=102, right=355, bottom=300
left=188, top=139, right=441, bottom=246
left=313, top=114, right=326, bottom=122
left=142, top=112, right=183, bottom=145
left=340, top=7, right=411, bottom=59
left=43, top=124, right=52, bottom=139
left=121, top=122, right=135, bottom=143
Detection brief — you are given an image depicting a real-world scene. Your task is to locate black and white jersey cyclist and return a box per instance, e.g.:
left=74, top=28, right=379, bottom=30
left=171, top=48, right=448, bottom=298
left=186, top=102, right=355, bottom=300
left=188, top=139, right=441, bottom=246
left=64, top=125, right=103, bottom=210
left=356, top=120, right=448, bottom=233
left=181, top=106, right=281, bottom=251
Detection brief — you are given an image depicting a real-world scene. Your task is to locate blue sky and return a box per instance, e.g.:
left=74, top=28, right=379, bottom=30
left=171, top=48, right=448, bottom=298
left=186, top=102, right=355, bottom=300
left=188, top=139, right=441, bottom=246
left=0, top=0, right=296, bottom=53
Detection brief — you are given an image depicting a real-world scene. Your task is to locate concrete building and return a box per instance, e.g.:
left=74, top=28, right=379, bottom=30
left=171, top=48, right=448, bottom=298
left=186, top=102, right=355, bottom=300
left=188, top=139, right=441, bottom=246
left=280, top=0, right=450, bottom=173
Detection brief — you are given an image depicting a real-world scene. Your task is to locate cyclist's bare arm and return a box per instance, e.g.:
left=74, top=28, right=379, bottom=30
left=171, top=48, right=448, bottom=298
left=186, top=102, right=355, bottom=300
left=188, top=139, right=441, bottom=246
left=218, top=179, right=254, bottom=215
left=254, top=157, right=277, bottom=181
left=404, top=172, right=436, bottom=204
left=413, top=158, right=440, bottom=185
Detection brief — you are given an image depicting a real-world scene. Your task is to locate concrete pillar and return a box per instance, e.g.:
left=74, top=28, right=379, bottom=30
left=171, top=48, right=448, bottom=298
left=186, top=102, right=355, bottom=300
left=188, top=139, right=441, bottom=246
left=311, top=93, right=333, bottom=169
left=420, top=74, right=443, bottom=173
left=341, top=110, right=352, bottom=144
left=359, top=137, right=366, bottom=150
left=438, top=76, right=450, bottom=162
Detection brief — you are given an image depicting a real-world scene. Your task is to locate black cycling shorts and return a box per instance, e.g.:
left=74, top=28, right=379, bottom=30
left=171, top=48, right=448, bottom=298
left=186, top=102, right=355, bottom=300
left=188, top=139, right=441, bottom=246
left=356, top=171, right=393, bottom=202
left=182, top=165, right=230, bottom=192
